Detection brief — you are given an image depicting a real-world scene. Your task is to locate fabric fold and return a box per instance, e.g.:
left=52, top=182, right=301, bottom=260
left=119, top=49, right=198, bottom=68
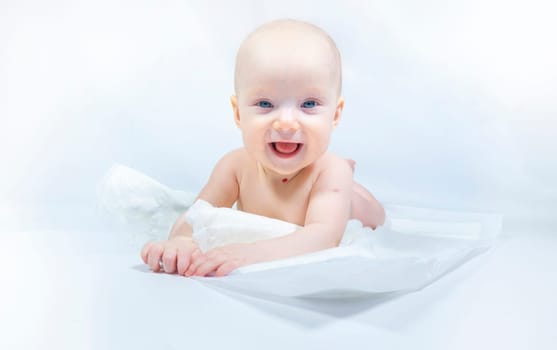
left=98, top=164, right=502, bottom=298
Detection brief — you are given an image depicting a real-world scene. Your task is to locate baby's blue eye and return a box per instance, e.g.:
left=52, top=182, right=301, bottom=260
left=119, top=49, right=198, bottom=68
left=302, top=100, right=317, bottom=108
left=257, top=101, right=273, bottom=108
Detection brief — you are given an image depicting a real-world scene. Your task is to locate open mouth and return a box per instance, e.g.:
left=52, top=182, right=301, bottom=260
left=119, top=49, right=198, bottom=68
left=269, top=142, right=303, bottom=158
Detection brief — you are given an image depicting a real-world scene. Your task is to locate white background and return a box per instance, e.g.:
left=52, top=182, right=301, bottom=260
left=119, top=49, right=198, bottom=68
left=1, top=0, right=556, bottom=234
left=1, top=2, right=557, bottom=349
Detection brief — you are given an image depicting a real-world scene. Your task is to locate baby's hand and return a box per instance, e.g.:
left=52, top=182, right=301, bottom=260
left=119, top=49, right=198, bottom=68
left=140, top=237, right=200, bottom=275
left=185, top=243, right=259, bottom=277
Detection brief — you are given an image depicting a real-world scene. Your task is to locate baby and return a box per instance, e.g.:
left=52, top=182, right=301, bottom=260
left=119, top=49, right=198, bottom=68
left=141, top=19, right=385, bottom=277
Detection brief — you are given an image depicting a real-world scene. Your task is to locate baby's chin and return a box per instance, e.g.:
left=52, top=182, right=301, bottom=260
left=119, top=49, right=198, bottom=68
left=256, top=157, right=309, bottom=178
left=263, top=147, right=310, bottom=175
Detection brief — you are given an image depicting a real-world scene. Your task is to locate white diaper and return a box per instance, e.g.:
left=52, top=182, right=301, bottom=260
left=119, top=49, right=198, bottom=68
left=98, top=164, right=502, bottom=298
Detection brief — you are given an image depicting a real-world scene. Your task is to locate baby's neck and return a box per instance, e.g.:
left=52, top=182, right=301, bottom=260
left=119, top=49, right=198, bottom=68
left=257, top=164, right=305, bottom=185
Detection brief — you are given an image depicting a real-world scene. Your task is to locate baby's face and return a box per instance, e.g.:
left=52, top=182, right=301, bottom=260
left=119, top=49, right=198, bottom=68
left=232, top=30, right=343, bottom=177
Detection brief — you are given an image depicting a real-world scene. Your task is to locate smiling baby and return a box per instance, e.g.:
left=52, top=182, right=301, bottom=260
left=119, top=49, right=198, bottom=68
left=141, top=19, right=385, bottom=277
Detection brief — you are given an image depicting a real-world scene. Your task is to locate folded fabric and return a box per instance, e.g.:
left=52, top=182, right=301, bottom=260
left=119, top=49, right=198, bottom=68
left=97, top=164, right=196, bottom=239
left=98, top=164, right=502, bottom=298
left=186, top=199, right=370, bottom=252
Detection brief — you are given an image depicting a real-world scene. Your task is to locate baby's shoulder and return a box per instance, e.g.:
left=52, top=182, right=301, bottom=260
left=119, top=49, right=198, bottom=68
left=215, top=148, right=252, bottom=171
left=315, top=152, right=351, bottom=171
left=312, top=152, right=353, bottom=183
left=219, top=148, right=250, bottom=162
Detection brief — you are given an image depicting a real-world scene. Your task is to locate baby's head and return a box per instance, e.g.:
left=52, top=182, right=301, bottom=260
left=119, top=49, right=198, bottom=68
left=231, top=20, right=344, bottom=177
left=234, top=19, right=342, bottom=98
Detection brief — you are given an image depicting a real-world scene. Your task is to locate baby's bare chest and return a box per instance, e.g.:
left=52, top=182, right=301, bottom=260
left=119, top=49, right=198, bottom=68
left=237, top=173, right=315, bottom=226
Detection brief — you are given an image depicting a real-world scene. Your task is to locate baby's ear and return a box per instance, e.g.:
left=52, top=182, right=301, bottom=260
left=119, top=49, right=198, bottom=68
left=333, top=96, right=345, bottom=127
left=230, top=95, right=241, bottom=127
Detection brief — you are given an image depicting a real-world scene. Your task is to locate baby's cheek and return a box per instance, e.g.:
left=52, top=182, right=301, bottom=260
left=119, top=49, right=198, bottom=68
left=241, top=130, right=256, bottom=147
left=315, top=133, right=332, bottom=153
left=242, top=132, right=266, bottom=155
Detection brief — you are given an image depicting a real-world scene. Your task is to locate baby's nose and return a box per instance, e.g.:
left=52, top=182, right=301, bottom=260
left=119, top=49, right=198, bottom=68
left=272, top=112, right=300, bottom=132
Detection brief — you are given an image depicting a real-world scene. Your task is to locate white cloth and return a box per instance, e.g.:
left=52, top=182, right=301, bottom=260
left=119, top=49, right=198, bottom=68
left=98, top=164, right=502, bottom=298
left=97, top=164, right=196, bottom=239
left=185, top=199, right=370, bottom=252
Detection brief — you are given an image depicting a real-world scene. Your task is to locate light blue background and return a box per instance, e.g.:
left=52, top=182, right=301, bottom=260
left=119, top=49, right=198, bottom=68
left=1, top=3, right=557, bottom=350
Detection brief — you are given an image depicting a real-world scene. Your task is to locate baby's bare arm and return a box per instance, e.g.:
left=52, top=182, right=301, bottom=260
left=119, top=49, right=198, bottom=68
left=351, top=181, right=385, bottom=229
left=196, top=150, right=240, bottom=208
left=141, top=151, right=241, bottom=274
left=185, top=157, right=354, bottom=276
left=254, top=157, right=353, bottom=259
left=169, top=150, right=241, bottom=239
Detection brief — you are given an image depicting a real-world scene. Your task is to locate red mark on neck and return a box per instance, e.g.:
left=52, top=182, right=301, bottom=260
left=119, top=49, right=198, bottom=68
left=282, top=178, right=288, bottom=183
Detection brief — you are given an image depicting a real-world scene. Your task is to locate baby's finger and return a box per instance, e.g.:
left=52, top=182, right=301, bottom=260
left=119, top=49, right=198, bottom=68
left=140, top=241, right=154, bottom=264
left=147, top=244, right=164, bottom=272
left=191, top=248, right=202, bottom=260
left=162, top=247, right=178, bottom=274
left=176, top=249, right=192, bottom=275
left=193, top=255, right=226, bottom=277
left=215, top=261, right=239, bottom=277
left=176, top=255, right=190, bottom=276
left=185, top=251, right=206, bottom=277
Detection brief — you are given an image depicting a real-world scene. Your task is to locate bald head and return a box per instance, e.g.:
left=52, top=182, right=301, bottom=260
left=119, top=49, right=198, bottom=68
left=234, top=19, right=342, bottom=97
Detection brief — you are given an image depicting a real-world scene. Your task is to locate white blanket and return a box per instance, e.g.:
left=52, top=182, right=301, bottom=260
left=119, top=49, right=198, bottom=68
left=98, top=164, right=502, bottom=298
left=185, top=199, right=371, bottom=252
